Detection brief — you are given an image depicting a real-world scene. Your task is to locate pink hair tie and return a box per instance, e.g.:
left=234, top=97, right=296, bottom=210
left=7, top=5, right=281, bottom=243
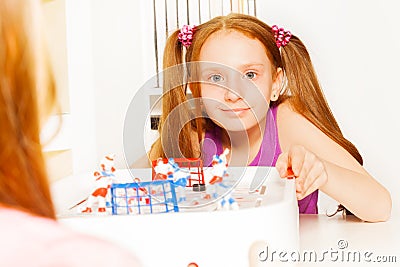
left=272, top=25, right=292, bottom=48
left=178, top=25, right=196, bottom=48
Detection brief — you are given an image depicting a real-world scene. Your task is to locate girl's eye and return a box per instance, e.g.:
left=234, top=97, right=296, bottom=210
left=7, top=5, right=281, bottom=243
left=209, top=74, right=224, bottom=83
left=244, top=71, right=257, bottom=80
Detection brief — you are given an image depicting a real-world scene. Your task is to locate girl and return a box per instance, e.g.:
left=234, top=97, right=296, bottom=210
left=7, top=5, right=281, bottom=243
left=145, top=13, right=391, bottom=222
left=0, top=0, right=141, bottom=265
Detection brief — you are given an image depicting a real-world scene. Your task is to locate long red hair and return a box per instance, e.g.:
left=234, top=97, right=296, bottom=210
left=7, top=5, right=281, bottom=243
left=150, top=13, right=362, bottom=165
left=0, top=0, right=57, bottom=219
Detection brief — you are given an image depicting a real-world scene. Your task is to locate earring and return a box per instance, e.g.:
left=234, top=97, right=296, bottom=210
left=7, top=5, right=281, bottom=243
left=271, top=93, right=278, bottom=101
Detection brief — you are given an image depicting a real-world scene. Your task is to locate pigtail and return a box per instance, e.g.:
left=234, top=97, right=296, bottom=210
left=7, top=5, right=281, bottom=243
left=149, top=30, right=198, bottom=160
left=278, top=36, right=363, bottom=165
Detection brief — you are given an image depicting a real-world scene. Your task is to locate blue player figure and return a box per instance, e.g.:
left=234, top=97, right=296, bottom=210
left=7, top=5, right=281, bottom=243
left=167, top=158, right=190, bottom=202
left=205, top=148, right=239, bottom=210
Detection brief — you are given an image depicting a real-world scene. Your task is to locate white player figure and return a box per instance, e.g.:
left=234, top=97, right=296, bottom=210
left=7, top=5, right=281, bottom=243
left=81, top=154, right=116, bottom=213
left=206, top=148, right=239, bottom=210
left=154, top=158, right=173, bottom=180
left=167, top=158, right=190, bottom=202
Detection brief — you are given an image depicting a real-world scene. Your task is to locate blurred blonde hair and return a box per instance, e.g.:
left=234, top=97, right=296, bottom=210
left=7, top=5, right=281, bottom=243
left=0, top=0, right=57, bottom=218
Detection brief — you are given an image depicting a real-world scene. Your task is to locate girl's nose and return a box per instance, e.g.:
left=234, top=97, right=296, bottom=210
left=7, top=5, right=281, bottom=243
left=224, top=73, right=245, bottom=102
left=224, top=88, right=242, bottom=102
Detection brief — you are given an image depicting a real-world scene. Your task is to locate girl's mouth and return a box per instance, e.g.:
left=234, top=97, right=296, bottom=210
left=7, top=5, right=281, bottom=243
left=220, top=107, right=251, bottom=116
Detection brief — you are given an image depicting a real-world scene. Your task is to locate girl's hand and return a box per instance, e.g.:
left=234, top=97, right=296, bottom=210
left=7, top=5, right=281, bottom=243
left=276, top=145, right=328, bottom=200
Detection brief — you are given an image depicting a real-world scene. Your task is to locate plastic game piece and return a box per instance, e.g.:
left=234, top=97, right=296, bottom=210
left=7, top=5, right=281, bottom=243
left=152, top=157, right=205, bottom=186
left=152, top=157, right=191, bottom=202
left=153, top=158, right=172, bottom=180
left=205, top=148, right=239, bottom=210
left=193, top=183, right=206, bottom=192
left=80, top=154, right=116, bottom=214
left=110, top=180, right=179, bottom=215
left=167, top=158, right=190, bottom=202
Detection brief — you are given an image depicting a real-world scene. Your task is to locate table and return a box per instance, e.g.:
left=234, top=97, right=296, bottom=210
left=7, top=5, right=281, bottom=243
left=295, top=214, right=400, bottom=266
left=53, top=167, right=399, bottom=266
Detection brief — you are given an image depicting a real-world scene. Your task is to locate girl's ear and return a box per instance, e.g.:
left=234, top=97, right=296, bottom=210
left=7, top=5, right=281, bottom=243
left=270, top=68, right=283, bottom=101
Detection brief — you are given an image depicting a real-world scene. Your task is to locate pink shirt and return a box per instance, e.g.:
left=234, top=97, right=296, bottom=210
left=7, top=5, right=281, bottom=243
left=0, top=207, right=141, bottom=267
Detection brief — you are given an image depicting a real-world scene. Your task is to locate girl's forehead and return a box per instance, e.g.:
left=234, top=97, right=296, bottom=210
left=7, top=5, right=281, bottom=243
left=201, top=30, right=257, bottom=49
left=198, top=30, right=271, bottom=69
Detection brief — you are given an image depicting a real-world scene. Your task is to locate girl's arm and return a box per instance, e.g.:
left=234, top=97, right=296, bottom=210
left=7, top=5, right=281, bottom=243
left=275, top=103, right=392, bottom=222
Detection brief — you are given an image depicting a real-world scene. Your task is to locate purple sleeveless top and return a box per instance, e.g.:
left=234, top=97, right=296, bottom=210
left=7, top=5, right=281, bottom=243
left=201, top=105, right=318, bottom=214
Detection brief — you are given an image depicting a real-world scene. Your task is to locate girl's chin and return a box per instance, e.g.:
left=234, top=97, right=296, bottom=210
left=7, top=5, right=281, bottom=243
left=214, top=120, right=261, bottom=132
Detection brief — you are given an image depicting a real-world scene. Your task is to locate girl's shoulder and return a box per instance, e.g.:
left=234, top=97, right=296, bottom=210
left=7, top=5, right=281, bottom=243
left=275, top=102, right=363, bottom=171
left=276, top=101, right=332, bottom=151
left=275, top=101, right=303, bottom=129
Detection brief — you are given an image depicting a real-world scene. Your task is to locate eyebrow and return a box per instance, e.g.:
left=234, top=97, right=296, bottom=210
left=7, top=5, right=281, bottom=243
left=240, top=63, right=265, bottom=69
left=200, top=63, right=265, bottom=72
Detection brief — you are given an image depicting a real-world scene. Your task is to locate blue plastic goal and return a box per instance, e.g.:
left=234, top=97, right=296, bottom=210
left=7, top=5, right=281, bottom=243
left=110, top=180, right=179, bottom=215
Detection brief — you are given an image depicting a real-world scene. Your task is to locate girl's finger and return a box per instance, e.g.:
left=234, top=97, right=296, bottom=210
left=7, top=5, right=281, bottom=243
left=288, top=146, right=305, bottom=176
left=302, top=160, right=324, bottom=193
left=297, top=152, right=315, bottom=181
left=297, top=175, right=320, bottom=200
left=295, top=151, right=316, bottom=193
left=275, top=152, right=289, bottom=177
left=297, top=162, right=327, bottom=200
left=295, top=177, right=304, bottom=197
left=285, top=146, right=306, bottom=193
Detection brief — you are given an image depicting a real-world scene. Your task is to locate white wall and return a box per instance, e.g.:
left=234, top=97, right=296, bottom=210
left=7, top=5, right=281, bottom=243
left=65, top=0, right=147, bottom=172
left=65, top=0, right=97, bottom=173
left=65, top=0, right=399, bottom=217
left=91, top=0, right=146, bottom=169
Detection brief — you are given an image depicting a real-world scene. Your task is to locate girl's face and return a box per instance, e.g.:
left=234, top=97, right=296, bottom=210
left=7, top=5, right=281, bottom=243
left=198, top=30, right=281, bottom=132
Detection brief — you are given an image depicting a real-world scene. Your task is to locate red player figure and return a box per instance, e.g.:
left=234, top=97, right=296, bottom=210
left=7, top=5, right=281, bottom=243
left=81, top=154, right=116, bottom=213
left=205, top=149, right=239, bottom=210
left=153, top=158, right=173, bottom=180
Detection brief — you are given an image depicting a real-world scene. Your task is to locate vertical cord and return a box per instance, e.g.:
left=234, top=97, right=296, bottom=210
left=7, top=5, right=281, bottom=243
left=208, top=0, right=211, bottom=20
left=153, top=0, right=160, bottom=88
left=198, top=0, right=201, bottom=24
left=176, top=0, right=179, bottom=28
left=165, top=0, right=169, bottom=39
left=186, top=0, right=190, bottom=25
